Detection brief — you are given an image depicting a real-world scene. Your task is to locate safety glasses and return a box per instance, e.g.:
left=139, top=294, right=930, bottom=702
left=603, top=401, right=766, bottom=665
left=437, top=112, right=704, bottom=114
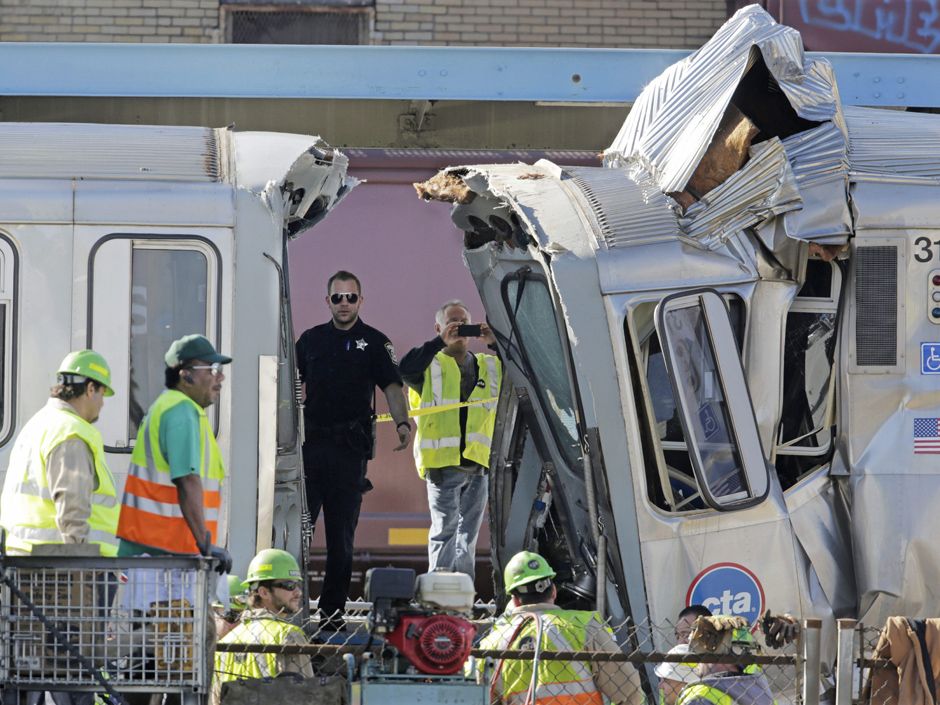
left=187, top=362, right=223, bottom=376
left=330, top=292, right=359, bottom=304
left=269, top=580, right=301, bottom=592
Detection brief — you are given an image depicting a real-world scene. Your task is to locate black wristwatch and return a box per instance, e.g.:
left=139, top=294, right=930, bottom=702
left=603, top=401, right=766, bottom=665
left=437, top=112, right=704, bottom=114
left=397, top=421, right=411, bottom=432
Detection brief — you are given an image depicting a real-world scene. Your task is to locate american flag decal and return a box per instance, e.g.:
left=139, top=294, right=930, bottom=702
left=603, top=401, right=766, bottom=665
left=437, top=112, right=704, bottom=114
left=914, top=418, right=940, bottom=454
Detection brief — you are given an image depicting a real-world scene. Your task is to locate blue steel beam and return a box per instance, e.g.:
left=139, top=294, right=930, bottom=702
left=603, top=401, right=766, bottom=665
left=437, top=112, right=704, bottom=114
left=2, top=42, right=940, bottom=106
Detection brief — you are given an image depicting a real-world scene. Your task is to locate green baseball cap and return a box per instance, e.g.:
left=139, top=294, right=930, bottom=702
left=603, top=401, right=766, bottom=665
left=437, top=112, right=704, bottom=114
left=164, top=334, right=232, bottom=368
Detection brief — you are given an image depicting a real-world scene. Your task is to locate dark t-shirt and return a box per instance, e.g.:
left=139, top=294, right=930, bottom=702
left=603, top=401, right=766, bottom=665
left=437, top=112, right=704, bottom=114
left=296, top=318, right=402, bottom=428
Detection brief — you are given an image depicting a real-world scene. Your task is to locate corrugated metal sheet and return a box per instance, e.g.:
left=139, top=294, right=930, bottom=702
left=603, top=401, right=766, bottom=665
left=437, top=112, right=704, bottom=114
left=0, top=123, right=221, bottom=182
left=779, top=122, right=851, bottom=244
left=846, top=106, right=940, bottom=181
left=604, top=5, right=842, bottom=195
left=562, top=165, right=685, bottom=249
left=679, top=138, right=801, bottom=251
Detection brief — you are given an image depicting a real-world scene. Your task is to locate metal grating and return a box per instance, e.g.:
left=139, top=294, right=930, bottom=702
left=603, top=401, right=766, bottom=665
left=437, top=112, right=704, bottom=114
left=564, top=166, right=680, bottom=249
left=0, top=123, right=221, bottom=182
left=227, top=9, right=368, bottom=45
left=855, top=245, right=898, bottom=366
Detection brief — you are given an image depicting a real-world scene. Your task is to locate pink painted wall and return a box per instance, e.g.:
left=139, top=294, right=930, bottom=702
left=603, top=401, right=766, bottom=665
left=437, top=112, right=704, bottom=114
left=288, top=158, right=489, bottom=556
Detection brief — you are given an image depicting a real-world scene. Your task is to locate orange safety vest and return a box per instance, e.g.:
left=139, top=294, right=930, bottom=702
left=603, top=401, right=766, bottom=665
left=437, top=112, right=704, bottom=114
left=117, top=390, right=225, bottom=553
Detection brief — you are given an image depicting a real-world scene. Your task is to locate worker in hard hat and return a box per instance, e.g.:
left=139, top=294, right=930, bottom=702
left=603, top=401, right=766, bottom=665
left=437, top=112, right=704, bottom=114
left=656, top=605, right=712, bottom=705
left=213, top=575, right=249, bottom=640
left=477, top=550, right=645, bottom=705
left=675, top=616, right=775, bottom=705
left=212, top=549, right=313, bottom=704
left=0, top=350, right=119, bottom=556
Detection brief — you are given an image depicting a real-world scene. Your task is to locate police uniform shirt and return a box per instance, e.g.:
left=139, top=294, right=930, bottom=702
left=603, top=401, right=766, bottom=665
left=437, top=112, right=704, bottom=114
left=296, top=318, right=402, bottom=429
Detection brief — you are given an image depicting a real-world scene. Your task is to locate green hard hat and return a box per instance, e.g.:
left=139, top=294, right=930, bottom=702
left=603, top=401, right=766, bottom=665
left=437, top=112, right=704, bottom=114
left=732, top=626, right=756, bottom=648
left=246, top=549, right=302, bottom=585
left=57, top=350, right=114, bottom=397
left=212, top=575, right=249, bottom=610
left=504, top=550, right=556, bottom=595
left=227, top=575, right=249, bottom=610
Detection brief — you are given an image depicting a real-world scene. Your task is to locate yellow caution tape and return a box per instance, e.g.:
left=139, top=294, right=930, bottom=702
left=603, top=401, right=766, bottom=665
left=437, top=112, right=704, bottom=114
left=375, top=396, right=499, bottom=423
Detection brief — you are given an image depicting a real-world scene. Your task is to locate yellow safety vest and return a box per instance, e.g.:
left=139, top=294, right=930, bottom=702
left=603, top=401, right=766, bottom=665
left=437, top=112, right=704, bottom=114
left=677, top=684, right=733, bottom=705
left=0, top=401, right=119, bottom=555
left=480, top=609, right=604, bottom=705
left=117, top=389, right=225, bottom=554
left=409, top=351, right=501, bottom=478
left=676, top=676, right=776, bottom=705
left=214, top=614, right=307, bottom=683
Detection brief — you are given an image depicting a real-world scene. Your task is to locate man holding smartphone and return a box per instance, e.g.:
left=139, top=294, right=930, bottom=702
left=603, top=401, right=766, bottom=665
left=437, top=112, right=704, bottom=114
left=400, top=300, right=502, bottom=579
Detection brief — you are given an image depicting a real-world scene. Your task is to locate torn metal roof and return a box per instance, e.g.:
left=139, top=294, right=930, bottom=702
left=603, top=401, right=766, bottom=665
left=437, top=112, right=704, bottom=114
left=604, top=4, right=843, bottom=195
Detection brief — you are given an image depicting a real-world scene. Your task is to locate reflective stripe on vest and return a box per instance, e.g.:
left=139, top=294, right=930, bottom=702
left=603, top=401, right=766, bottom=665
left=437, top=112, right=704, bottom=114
left=214, top=617, right=304, bottom=682
left=481, top=610, right=603, bottom=705
left=409, top=351, right=501, bottom=478
left=117, top=389, right=225, bottom=554
left=0, top=401, right=119, bottom=556
left=676, top=684, right=733, bottom=705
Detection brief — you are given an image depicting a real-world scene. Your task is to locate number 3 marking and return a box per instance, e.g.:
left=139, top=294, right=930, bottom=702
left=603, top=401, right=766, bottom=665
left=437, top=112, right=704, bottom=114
left=915, top=236, right=938, bottom=263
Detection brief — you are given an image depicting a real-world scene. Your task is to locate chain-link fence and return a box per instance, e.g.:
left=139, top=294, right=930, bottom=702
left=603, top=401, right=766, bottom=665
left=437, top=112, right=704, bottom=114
left=212, top=609, right=804, bottom=705
left=4, top=557, right=929, bottom=705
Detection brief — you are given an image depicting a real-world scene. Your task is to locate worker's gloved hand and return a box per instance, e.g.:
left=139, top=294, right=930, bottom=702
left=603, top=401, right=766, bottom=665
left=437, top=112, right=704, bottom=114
left=761, top=610, right=800, bottom=649
left=197, top=530, right=233, bottom=575
left=689, top=615, right=748, bottom=654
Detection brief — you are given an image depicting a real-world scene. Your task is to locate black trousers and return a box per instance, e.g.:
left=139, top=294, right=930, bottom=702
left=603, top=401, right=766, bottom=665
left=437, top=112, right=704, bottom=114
left=303, top=437, right=370, bottom=620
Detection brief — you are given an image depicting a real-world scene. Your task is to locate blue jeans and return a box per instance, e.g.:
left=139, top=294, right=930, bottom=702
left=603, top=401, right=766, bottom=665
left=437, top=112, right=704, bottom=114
left=426, top=467, right=488, bottom=579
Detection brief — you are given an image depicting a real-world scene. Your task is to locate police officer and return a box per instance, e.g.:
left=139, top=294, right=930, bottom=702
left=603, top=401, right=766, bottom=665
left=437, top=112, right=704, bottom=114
left=295, top=270, right=411, bottom=631
left=213, top=550, right=312, bottom=705
left=478, top=551, right=645, bottom=705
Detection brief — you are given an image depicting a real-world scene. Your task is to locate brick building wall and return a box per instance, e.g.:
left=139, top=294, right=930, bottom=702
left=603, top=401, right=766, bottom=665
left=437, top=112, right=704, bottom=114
left=373, top=0, right=728, bottom=48
left=0, top=0, right=220, bottom=43
left=0, top=0, right=727, bottom=47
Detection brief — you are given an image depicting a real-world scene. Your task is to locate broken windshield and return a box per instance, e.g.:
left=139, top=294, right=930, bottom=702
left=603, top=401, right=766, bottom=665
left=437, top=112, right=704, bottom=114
left=504, top=275, right=582, bottom=470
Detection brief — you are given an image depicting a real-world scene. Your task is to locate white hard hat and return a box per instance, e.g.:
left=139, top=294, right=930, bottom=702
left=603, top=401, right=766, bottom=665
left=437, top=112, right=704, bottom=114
left=655, top=643, right=699, bottom=683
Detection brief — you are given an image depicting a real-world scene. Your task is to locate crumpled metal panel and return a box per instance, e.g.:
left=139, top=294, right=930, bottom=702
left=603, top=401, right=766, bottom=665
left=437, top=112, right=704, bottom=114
left=604, top=4, right=843, bottom=195
left=846, top=106, right=940, bottom=181
left=779, top=122, right=851, bottom=244
left=679, top=138, right=801, bottom=251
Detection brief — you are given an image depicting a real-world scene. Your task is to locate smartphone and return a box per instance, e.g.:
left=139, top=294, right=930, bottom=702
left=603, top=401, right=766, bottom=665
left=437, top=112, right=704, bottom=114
left=456, top=324, right=482, bottom=337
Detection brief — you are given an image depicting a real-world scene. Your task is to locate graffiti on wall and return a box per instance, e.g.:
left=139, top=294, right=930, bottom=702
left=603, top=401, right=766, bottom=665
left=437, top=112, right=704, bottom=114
left=795, top=0, right=940, bottom=53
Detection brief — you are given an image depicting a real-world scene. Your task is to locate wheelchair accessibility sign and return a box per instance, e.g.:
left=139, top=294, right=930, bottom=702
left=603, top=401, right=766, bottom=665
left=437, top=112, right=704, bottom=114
left=922, top=343, right=940, bottom=375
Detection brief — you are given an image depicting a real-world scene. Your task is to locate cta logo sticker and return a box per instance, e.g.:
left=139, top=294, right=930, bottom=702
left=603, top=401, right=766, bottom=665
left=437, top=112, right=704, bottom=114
left=686, top=562, right=764, bottom=627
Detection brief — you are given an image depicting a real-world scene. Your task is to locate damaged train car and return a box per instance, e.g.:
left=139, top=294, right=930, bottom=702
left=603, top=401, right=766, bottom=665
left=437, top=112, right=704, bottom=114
left=417, top=4, right=940, bottom=654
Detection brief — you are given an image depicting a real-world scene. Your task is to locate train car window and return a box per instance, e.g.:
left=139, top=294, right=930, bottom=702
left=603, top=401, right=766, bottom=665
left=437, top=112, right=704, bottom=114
left=775, top=259, right=841, bottom=489
left=128, top=248, right=209, bottom=435
left=655, top=290, right=768, bottom=511
left=503, top=274, right=583, bottom=471
left=0, top=237, right=16, bottom=446
left=630, top=296, right=744, bottom=512
left=89, top=236, right=219, bottom=451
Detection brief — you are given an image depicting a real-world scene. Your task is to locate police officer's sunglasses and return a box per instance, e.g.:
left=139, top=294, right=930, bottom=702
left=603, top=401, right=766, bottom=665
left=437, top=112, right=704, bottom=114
left=330, top=292, right=359, bottom=304
left=186, top=362, right=223, bottom=376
